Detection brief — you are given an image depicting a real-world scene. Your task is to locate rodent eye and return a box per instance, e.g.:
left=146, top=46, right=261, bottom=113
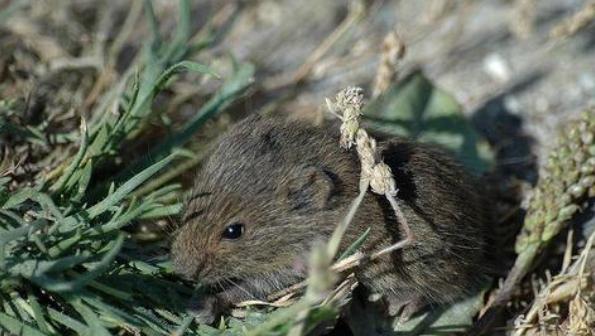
left=222, top=223, right=244, bottom=240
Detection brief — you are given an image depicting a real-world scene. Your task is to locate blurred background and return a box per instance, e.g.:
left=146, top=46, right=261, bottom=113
left=2, top=0, right=594, bottom=164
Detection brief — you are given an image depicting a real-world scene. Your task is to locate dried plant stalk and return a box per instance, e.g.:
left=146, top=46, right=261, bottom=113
left=263, top=0, right=366, bottom=90
left=372, top=31, right=406, bottom=98
left=551, top=2, right=595, bottom=39
left=512, top=230, right=595, bottom=336
left=510, top=0, right=536, bottom=39
left=326, top=86, right=414, bottom=246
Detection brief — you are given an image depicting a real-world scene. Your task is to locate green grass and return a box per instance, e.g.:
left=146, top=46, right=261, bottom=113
left=0, top=1, right=254, bottom=334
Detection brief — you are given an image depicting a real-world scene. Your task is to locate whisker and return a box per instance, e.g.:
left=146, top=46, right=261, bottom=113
left=216, top=280, right=225, bottom=293
left=164, top=214, right=179, bottom=232
left=164, top=221, right=176, bottom=234
left=226, top=278, right=257, bottom=301
left=182, top=209, right=205, bottom=223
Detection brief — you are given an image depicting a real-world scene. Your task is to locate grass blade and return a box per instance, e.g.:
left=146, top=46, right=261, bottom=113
left=49, top=119, right=89, bottom=194
left=0, top=312, right=49, bottom=336
left=338, top=227, right=370, bottom=261
left=86, top=153, right=177, bottom=219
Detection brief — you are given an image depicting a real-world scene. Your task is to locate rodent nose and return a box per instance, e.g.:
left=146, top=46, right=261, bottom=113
left=171, top=239, right=207, bottom=280
left=172, top=252, right=206, bottom=280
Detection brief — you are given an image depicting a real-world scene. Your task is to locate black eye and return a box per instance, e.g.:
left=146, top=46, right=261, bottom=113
left=222, top=223, right=244, bottom=240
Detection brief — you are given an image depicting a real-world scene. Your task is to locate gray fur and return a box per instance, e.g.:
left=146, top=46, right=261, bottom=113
left=171, top=114, right=492, bottom=323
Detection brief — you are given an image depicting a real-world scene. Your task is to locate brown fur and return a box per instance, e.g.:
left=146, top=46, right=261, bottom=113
left=171, top=114, right=492, bottom=322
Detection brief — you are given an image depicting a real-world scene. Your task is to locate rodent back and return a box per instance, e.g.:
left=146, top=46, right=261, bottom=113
left=197, top=115, right=359, bottom=196
left=351, top=138, right=492, bottom=303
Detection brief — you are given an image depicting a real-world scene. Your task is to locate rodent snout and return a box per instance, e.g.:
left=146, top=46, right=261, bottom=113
left=172, top=251, right=211, bottom=281
left=172, top=255, right=200, bottom=280
left=171, top=237, right=209, bottom=281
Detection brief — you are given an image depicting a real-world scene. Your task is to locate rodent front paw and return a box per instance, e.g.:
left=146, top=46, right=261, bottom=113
left=189, top=295, right=220, bottom=325
left=384, top=294, right=426, bottom=324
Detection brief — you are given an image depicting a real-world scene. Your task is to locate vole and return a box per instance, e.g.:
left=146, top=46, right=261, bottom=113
left=171, top=114, right=492, bottom=324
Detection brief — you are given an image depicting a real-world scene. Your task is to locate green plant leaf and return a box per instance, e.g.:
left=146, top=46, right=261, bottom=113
left=69, top=299, right=111, bottom=336
left=49, top=119, right=89, bottom=195
left=347, top=284, right=488, bottom=336
left=86, top=153, right=177, bottom=219
left=115, top=61, right=254, bottom=183
left=338, top=228, right=370, bottom=261
left=0, top=311, right=49, bottom=336
left=156, top=61, right=220, bottom=90
left=364, top=70, right=493, bottom=174
left=26, top=292, right=51, bottom=334
left=393, top=287, right=487, bottom=335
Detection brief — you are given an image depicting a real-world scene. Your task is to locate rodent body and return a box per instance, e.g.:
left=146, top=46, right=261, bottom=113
left=171, top=114, right=492, bottom=322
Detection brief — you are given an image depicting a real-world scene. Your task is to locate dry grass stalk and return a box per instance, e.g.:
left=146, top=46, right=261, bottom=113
left=512, top=230, right=595, bottom=336
left=327, top=87, right=414, bottom=246
left=263, top=0, right=366, bottom=90
left=422, top=0, right=457, bottom=24
left=4, top=16, right=68, bottom=62
left=372, top=30, right=406, bottom=98
left=83, top=1, right=143, bottom=108
left=550, top=2, right=595, bottom=39
left=567, top=294, right=595, bottom=336
left=510, top=0, right=536, bottom=39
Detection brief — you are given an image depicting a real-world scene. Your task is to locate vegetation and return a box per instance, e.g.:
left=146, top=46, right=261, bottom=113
left=0, top=1, right=593, bottom=335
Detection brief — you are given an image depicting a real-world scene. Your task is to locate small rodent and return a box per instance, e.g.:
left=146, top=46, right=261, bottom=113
left=171, top=114, right=492, bottom=323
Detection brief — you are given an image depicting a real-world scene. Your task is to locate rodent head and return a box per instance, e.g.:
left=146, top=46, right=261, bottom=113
left=171, top=115, right=356, bottom=291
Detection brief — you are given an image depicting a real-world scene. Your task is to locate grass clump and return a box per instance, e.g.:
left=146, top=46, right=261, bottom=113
left=0, top=1, right=253, bottom=335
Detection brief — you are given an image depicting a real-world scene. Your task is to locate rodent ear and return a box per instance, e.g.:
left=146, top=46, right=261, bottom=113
left=281, top=165, right=335, bottom=211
